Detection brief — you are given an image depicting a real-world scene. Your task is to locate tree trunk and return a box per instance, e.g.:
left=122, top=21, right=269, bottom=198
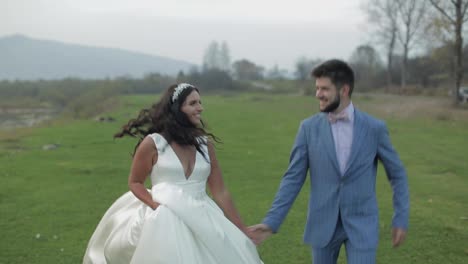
left=386, top=28, right=396, bottom=91
left=400, top=45, right=408, bottom=94
left=453, top=0, right=463, bottom=106
left=386, top=54, right=393, bottom=91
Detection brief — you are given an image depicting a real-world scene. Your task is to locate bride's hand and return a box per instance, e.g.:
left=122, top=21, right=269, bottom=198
left=150, top=202, right=160, bottom=210
left=247, top=224, right=273, bottom=245
left=239, top=226, right=250, bottom=236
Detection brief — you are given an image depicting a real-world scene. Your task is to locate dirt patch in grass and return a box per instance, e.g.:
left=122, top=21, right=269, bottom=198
left=354, top=93, right=468, bottom=122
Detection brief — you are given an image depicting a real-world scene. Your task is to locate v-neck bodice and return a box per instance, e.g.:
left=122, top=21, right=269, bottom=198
left=148, top=133, right=211, bottom=185
left=167, top=141, right=198, bottom=179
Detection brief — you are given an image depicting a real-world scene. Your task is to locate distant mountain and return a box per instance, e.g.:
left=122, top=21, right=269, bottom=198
left=0, top=34, right=196, bottom=80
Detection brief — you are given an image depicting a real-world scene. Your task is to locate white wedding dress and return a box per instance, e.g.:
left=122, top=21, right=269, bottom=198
left=83, top=133, right=263, bottom=264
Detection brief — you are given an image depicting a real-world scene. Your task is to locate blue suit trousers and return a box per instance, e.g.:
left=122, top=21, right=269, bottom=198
left=311, top=215, right=376, bottom=264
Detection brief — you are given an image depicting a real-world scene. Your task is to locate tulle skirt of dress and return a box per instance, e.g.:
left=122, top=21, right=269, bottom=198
left=83, top=182, right=263, bottom=264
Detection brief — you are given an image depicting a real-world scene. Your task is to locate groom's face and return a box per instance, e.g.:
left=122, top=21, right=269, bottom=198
left=315, top=77, right=340, bottom=113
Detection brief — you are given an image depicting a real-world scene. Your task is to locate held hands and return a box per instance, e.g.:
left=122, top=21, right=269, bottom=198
left=246, top=225, right=406, bottom=247
left=392, top=227, right=407, bottom=248
left=247, top=224, right=273, bottom=246
left=151, top=202, right=160, bottom=210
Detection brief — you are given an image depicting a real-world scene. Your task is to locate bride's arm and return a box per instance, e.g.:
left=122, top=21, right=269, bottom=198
left=128, top=136, right=160, bottom=210
left=206, top=141, right=247, bottom=233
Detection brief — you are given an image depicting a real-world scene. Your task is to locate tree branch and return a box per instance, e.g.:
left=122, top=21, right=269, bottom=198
left=429, top=0, right=456, bottom=24
left=462, top=1, right=468, bottom=21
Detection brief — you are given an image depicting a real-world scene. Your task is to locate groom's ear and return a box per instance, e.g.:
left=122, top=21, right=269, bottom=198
left=340, top=84, right=350, bottom=97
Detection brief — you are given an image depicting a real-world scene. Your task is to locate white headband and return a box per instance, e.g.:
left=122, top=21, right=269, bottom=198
left=172, top=83, right=193, bottom=103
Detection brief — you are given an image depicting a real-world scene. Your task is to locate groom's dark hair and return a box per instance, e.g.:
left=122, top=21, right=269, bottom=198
left=311, top=59, right=355, bottom=97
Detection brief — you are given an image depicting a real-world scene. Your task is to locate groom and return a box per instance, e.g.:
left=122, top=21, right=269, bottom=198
left=249, top=59, right=409, bottom=264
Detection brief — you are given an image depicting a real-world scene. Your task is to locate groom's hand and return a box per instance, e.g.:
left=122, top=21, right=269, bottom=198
left=248, top=224, right=273, bottom=246
left=392, top=227, right=407, bottom=248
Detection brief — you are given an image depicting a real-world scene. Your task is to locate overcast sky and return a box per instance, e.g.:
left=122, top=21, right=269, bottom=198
left=2, top=0, right=370, bottom=71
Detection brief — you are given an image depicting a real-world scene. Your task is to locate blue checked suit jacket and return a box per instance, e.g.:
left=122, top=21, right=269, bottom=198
left=262, top=109, right=409, bottom=249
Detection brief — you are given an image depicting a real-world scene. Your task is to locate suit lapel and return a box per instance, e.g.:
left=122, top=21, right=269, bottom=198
left=344, top=109, right=367, bottom=175
left=319, top=114, right=341, bottom=174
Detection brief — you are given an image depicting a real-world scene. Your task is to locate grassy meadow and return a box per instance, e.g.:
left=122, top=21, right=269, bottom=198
left=1, top=92, right=467, bottom=263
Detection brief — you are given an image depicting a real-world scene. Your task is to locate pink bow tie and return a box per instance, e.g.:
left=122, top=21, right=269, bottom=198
left=328, top=111, right=349, bottom=123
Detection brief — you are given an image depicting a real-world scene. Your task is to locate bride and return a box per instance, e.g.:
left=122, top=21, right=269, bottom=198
left=83, top=83, right=263, bottom=264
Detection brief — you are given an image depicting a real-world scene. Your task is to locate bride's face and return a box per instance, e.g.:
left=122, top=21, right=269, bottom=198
left=181, top=90, right=203, bottom=126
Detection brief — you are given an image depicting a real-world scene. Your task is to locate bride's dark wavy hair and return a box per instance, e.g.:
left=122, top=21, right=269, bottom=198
left=114, top=83, right=220, bottom=159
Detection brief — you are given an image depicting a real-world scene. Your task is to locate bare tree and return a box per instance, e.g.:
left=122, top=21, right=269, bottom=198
left=349, top=44, right=385, bottom=91
left=202, top=41, right=220, bottom=71
left=219, top=41, right=231, bottom=72
left=295, top=57, right=322, bottom=95
left=429, top=0, right=468, bottom=105
left=363, top=0, right=399, bottom=90
left=395, top=0, right=428, bottom=92
left=202, top=41, right=231, bottom=72
left=265, top=64, right=288, bottom=80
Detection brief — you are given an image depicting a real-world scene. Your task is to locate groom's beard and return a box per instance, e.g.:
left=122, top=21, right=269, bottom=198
left=321, top=94, right=341, bottom=113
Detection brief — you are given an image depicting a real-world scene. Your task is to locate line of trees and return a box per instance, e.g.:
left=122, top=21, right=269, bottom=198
left=291, top=1, right=468, bottom=102
left=196, top=40, right=290, bottom=83
left=0, top=65, right=259, bottom=117
left=362, top=0, right=468, bottom=104
left=196, top=2, right=468, bottom=104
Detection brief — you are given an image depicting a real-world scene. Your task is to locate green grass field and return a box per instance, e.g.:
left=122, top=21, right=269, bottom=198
left=1, top=93, right=467, bottom=263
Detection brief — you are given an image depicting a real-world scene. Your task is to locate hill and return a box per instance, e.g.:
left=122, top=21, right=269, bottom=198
left=0, top=34, right=195, bottom=80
